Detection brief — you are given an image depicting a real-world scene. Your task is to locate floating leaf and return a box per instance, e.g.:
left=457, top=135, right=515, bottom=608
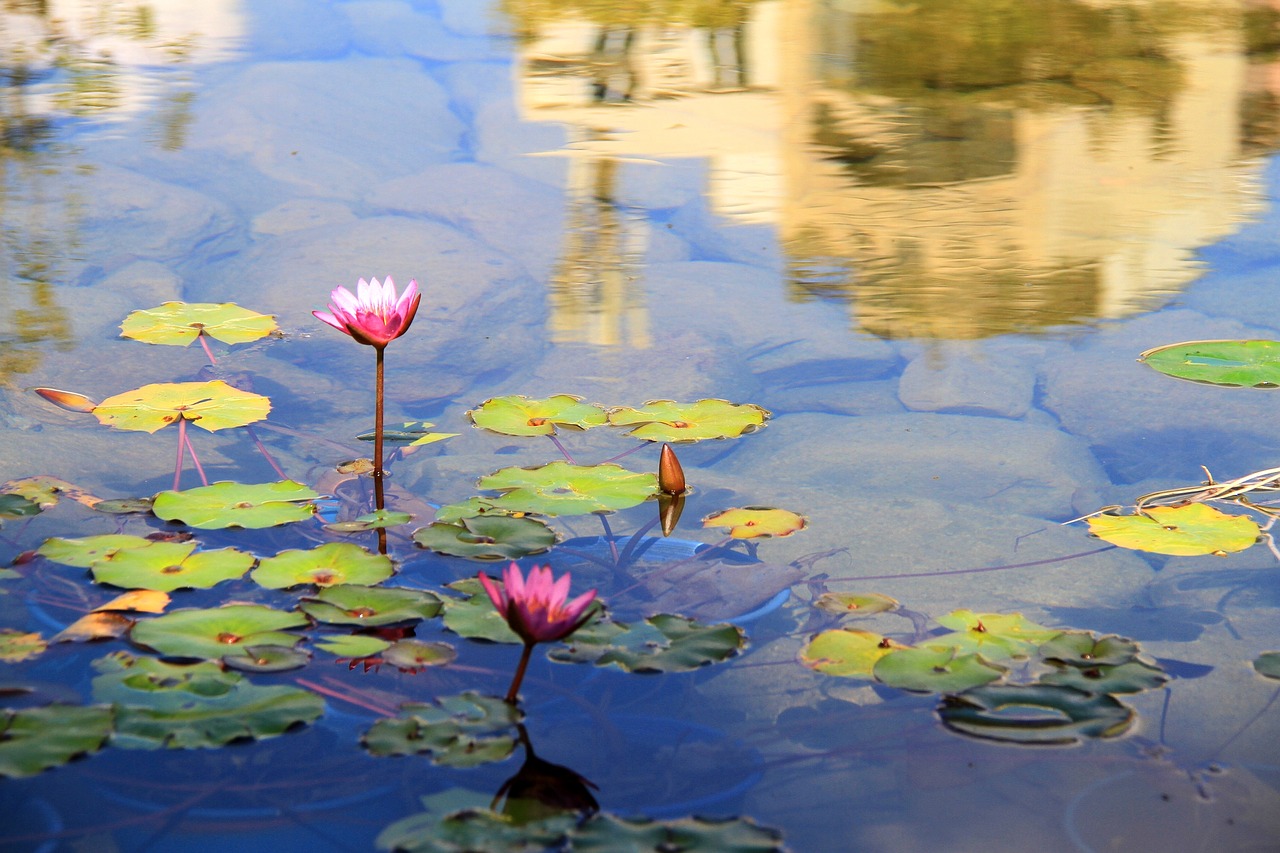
left=1253, top=652, right=1280, bottom=680
left=607, top=399, right=770, bottom=442
left=703, top=507, right=807, bottom=539
left=95, top=590, right=170, bottom=614
left=1038, top=631, right=1141, bottom=667
left=814, top=592, right=899, bottom=617
left=938, top=683, right=1134, bottom=745
left=383, top=639, right=457, bottom=672
left=548, top=614, right=744, bottom=673
left=1139, top=340, right=1280, bottom=388
left=324, top=509, right=414, bottom=533
left=0, top=705, right=113, bottom=778
left=441, top=578, right=522, bottom=644
left=90, top=542, right=255, bottom=592
left=432, top=497, right=509, bottom=523
left=121, top=302, right=278, bottom=347
left=300, top=585, right=442, bottom=627
left=93, top=381, right=270, bottom=433
left=93, top=497, right=155, bottom=515
left=316, top=634, right=391, bottom=657
left=252, top=543, right=393, bottom=589
left=358, top=421, right=458, bottom=446
left=53, top=612, right=132, bottom=643
left=800, top=629, right=902, bottom=678
left=478, top=462, right=657, bottom=517
left=0, top=493, right=41, bottom=520
left=362, top=692, right=520, bottom=766
left=130, top=604, right=308, bottom=660
left=469, top=395, right=609, bottom=437
left=222, top=645, right=311, bottom=673
left=927, top=610, right=1061, bottom=660
left=0, top=630, right=46, bottom=663
left=573, top=814, right=786, bottom=852
left=2, top=475, right=101, bottom=510
left=1086, top=504, right=1260, bottom=556
left=1040, top=660, right=1168, bottom=694
left=152, top=480, right=319, bottom=529
left=91, top=653, right=322, bottom=749
left=377, top=808, right=574, bottom=853
left=873, top=647, right=1006, bottom=693
left=413, top=515, right=558, bottom=561
left=37, top=534, right=154, bottom=568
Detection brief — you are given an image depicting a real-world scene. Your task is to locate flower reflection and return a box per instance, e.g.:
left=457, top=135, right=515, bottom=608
left=491, top=722, right=600, bottom=824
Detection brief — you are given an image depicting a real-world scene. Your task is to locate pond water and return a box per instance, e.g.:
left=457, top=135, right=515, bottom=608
left=3, top=0, right=1280, bottom=850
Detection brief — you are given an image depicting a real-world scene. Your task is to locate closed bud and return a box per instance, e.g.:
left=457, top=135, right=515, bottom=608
left=658, top=443, right=686, bottom=496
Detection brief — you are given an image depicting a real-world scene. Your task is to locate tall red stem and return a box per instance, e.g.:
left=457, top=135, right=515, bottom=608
left=374, top=346, right=386, bottom=511
left=506, top=643, right=535, bottom=704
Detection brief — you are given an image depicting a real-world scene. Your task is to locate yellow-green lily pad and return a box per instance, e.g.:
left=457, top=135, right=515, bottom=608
left=1087, top=504, right=1261, bottom=556
left=927, top=610, right=1061, bottom=660
left=548, top=613, right=744, bottom=673
left=1039, top=631, right=1141, bottom=667
left=362, top=692, right=520, bottom=766
left=607, top=399, right=770, bottom=442
left=93, top=381, right=271, bottom=433
left=129, top=604, right=309, bottom=660
left=814, top=592, right=899, bottom=617
left=221, top=645, right=311, bottom=674
left=1041, top=659, right=1168, bottom=694
left=90, top=542, right=255, bottom=592
left=120, top=302, right=279, bottom=347
left=1139, top=339, right=1280, bottom=388
left=413, top=514, right=558, bottom=561
left=324, top=509, right=414, bottom=533
left=252, top=542, right=393, bottom=589
left=800, top=629, right=903, bottom=678
left=383, top=639, right=457, bottom=672
left=0, top=630, right=46, bottom=663
left=873, top=647, right=1006, bottom=693
left=315, top=634, right=392, bottom=658
left=477, top=461, right=657, bottom=517
left=152, top=480, right=319, bottom=529
left=357, top=421, right=458, bottom=447
left=0, top=493, right=41, bottom=521
left=0, top=704, right=113, bottom=778
left=299, top=584, right=442, bottom=627
left=37, top=534, right=155, bottom=568
left=468, top=395, right=609, bottom=437
left=440, top=578, right=522, bottom=644
left=703, top=507, right=807, bottom=539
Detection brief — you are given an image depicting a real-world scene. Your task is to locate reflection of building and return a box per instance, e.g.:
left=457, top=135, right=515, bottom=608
left=509, top=0, right=1280, bottom=341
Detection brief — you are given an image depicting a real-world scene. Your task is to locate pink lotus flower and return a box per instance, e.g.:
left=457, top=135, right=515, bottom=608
left=480, top=563, right=597, bottom=646
left=313, top=277, right=420, bottom=348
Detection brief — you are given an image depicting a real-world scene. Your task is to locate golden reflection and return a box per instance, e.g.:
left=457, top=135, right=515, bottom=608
left=508, top=0, right=1280, bottom=341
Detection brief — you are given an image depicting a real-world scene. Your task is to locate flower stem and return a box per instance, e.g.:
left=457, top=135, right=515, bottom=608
left=183, top=425, right=209, bottom=487
left=505, top=642, right=535, bottom=704
left=173, top=420, right=186, bottom=491
left=373, top=346, right=386, bottom=511
left=198, top=333, right=218, bottom=365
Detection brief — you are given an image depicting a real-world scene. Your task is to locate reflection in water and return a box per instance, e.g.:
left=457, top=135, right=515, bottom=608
left=508, top=0, right=1280, bottom=341
left=492, top=722, right=600, bottom=824
left=0, top=0, right=243, bottom=382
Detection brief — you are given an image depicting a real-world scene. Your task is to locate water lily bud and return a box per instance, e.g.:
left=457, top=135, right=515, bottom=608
left=658, top=443, right=686, bottom=495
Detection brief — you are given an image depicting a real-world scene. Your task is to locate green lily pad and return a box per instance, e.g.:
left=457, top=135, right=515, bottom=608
left=92, top=497, right=156, bottom=515
left=120, top=302, right=279, bottom=347
left=938, top=683, right=1134, bottom=744
left=1041, top=660, right=1168, bottom=694
left=1039, top=631, right=1141, bottom=667
left=573, top=814, right=786, bottom=852
left=362, top=692, right=520, bottom=767
left=1254, top=652, right=1280, bottom=679
left=0, top=630, right=46, bottom=663
left=152, top=480, right=319, bottom=529
left=0, top=704, right=113, bottom=778
left=300, top=584, right=442, bottom=627
left=221, top=645, right=312, bottom=673
left=800, top=629, right=903, bottom=678
left=548, top=613, right=744, bottom=673
left=357, top=421, right=458, bottom=447
left=315, top=634, right=392, bottom=657
left=384, top=639, right=457, bottom=671
left=814, top=592, right=899, bottom=617
left=703, top=507, right=807, bottom=539
left=440, top=578, right=522, bottom=644
left=93, top=380, right=271, bottom=433
left=90, top=542, right=255, bottom=592
left=873, top=647, right=1006, bottom=693
left=431, top=498, right=509, bottom=523
left=606, top=399, right=770, bottom=442
left=324, top=509, right=414, bottom=533
left=1139, top=339, right=1280, bottom=388
left=252, top=543, right=393, bottom=589
left=129, top=604, right=309, bottom=660
left=413, top=515, right=558, bottom=561
left=468, top=395, right=609, bottom=437
left=37, top=533, right=156, bottom=568
left=0, top=493, right=41, bottom=520
left=477, top=461, right=657, bottom=517
left=1086, top=504, right=1260, bottom=556
left=376, top=807, right=575, bottom=853
left=927, top=610, right=1061, bottom=660
left=91, top=653, right=323, bottom=749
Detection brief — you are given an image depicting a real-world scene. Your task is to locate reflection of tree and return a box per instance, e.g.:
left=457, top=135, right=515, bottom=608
left=548, top=141, right=651, bottom=348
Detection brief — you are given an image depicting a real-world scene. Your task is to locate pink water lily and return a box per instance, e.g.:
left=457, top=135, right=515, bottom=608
left=313, top=276, right=420, bottom=349
left=479, top=563, right=597, bottom=703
